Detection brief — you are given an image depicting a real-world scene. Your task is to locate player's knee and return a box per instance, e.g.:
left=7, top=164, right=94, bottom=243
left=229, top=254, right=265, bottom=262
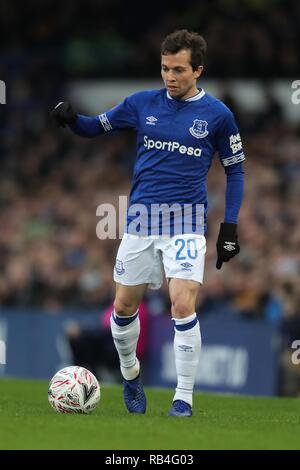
left=171, top=297, right=195, bottom=318
left=113, top=298, right=139, bottom=316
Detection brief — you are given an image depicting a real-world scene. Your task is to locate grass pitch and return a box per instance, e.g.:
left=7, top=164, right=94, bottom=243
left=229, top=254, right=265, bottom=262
left=0, top=378, right=299, bottom=450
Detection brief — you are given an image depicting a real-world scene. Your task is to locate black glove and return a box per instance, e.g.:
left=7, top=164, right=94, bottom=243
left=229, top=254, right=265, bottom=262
left=216, top=222, right=240, bottom=270
left=50, top=101, right=77, bottom=128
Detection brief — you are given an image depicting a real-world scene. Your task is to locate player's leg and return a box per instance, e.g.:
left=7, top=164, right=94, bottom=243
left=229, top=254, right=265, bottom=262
left=111, top=282, right=148, bottom=413
left=167, top=278, right=201, bottom=416
left=112, top=282, right=148, bottom=380
left=112, top=234, right=162, bottom=382
left=160, top=234, right=206, bottom=416
left=111, top=233, right=162, bottom=413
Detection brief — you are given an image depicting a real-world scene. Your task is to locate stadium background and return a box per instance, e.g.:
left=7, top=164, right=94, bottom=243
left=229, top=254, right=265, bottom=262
left=0, top=0, right=300, bottom=397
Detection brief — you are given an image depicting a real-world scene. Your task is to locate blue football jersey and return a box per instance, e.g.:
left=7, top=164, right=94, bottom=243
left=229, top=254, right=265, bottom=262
left=71, top=88, right=245, bottom=235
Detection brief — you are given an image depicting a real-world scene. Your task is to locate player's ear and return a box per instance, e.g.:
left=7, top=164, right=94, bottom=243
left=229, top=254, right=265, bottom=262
left=194, top=65, right=203, bottom=79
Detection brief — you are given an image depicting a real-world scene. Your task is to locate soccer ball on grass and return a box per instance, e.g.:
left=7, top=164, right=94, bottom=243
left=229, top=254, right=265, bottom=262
left=48, top=366, right=100, bottom=414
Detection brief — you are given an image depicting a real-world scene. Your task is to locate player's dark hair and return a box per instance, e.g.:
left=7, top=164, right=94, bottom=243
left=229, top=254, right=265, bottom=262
left=161, top=29, right=207, bottom=70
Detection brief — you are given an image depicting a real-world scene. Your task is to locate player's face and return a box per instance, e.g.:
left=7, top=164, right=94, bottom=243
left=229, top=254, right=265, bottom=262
left=161, top=49, right=203, bottom=100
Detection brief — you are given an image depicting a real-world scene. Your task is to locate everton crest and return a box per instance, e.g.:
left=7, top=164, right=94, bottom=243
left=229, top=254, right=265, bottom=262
left=189, top=119, right=208, bottom=139
left=115, top=259, right=125, bottom=275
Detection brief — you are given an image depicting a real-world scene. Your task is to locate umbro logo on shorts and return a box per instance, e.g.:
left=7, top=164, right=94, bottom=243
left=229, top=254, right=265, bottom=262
left=180, top=262, right=193, bottom=271
left=181, top=262, right=193, bottom=268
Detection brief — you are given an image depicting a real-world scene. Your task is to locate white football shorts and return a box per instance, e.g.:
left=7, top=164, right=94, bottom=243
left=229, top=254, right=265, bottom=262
left=113, top=233, right=206, bottom=289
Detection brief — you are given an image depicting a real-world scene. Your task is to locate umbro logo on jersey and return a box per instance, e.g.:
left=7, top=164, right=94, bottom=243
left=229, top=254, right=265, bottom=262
left=223, top=242, right=236, bottom=251
left=146, top=116, right=158, bottom=125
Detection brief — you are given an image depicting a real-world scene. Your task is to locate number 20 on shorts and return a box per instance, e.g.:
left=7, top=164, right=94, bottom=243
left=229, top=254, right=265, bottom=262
left=175, top=238, right=198, bottom=260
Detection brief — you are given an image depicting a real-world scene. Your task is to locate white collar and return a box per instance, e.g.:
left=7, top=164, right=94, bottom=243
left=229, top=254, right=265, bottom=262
left=166, top=88, right=205, bottom=102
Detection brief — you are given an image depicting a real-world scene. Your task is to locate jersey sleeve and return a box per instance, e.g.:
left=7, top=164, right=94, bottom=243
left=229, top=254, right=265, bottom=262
left=68, top=94, right=139, bottom=138
left=215, top=111, right=246, bottom=168
left=98, top=94, right=139, bottom=133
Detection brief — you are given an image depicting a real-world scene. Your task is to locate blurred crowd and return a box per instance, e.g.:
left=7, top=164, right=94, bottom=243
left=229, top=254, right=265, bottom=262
left=1, top=0, right=299, bottom=78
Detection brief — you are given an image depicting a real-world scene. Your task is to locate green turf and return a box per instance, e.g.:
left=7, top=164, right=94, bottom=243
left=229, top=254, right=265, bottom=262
left=0, top=378, right=299, bottom=450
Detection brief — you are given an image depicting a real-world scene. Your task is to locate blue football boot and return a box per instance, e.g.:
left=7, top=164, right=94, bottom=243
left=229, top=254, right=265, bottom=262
left=168, top=400, right=192, bottom=417
left=123, top=375, right=146, bottom=414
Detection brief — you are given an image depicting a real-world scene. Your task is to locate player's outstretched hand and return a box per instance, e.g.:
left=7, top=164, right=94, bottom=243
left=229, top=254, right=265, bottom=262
left=50, top=101, right=77, bottom=128
left=216, top=222, right=240, bottom=270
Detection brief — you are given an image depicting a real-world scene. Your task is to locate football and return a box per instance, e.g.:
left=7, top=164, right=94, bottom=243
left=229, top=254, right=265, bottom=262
left=48, top=366, right=100, bottom=414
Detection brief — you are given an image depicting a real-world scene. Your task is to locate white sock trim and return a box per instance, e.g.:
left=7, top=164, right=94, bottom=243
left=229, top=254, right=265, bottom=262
left=114, top=309, right=139, bottom=319
left=172, top=312, right=197, bottom=325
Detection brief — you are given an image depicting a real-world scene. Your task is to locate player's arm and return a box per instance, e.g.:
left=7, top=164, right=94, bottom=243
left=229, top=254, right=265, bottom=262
left=50, top=95, right=139, bottom=137
left=215, top=110, right=245, bottom=270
